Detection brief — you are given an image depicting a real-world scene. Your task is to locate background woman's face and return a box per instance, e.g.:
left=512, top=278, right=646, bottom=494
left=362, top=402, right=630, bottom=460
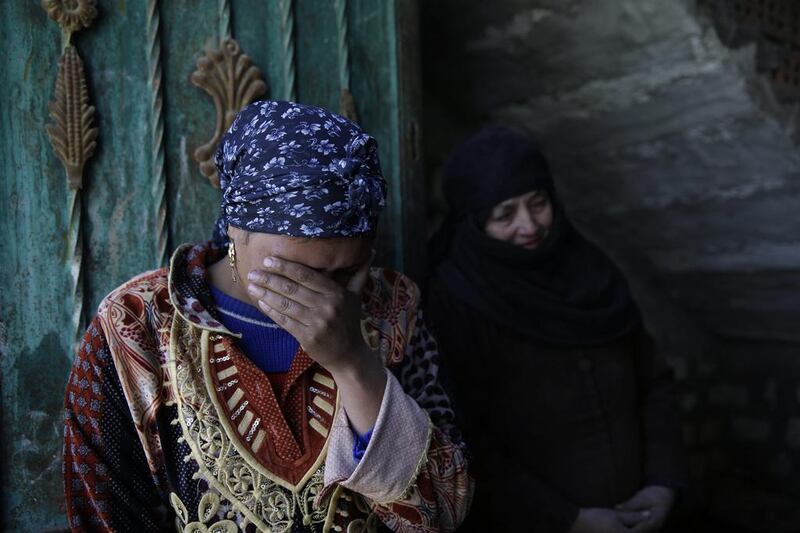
left=484, top=190, right=553, bottom=249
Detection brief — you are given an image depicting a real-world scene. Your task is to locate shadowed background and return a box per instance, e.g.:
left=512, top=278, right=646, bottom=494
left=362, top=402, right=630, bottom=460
left=421, top=1, right=800, bottom=531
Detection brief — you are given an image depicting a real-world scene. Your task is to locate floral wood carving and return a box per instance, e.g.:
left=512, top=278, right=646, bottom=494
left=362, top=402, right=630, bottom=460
left=42, top=0, right=98, bottom=36
left=45, top=45, right=98, bottom=190
left=41, top=0, right=98, bottom=349
left=191, top=38, right=267, bottom=188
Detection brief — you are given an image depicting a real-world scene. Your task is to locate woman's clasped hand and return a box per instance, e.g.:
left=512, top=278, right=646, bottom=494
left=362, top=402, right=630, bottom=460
left=570, top=486, right=675, bottom=533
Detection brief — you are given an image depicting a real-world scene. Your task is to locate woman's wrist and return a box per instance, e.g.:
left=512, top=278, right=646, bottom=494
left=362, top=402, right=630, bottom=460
left=328, top=346, right=387, bottom=434
left=326, top=343, right=381, bottom=379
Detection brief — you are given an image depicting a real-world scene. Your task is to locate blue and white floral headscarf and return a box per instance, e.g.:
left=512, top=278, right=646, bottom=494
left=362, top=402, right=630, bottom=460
left=213, top=100, right=386, bottom=244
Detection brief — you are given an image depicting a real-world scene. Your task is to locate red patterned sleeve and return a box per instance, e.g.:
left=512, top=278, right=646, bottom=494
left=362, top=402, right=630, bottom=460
left=322, top=311, right=474, bottom=531
left=375, top=311, right=475, bottom=531
left=63, top=316, right=168, bottom=532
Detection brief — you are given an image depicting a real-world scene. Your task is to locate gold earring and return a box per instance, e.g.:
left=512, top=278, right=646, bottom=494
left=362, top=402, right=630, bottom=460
left=228, top=240, right=238, bottom=283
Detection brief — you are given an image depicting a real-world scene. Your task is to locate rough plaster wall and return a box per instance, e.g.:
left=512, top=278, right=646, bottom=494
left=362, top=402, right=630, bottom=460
left=422, top=0, right=800, bottom=530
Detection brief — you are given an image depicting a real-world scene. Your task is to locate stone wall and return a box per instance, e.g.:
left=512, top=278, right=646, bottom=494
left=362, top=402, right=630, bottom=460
left=421, top=1, right=800, bottom=531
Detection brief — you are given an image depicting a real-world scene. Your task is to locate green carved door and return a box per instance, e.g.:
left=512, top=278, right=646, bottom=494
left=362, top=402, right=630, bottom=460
left=0, top=1, right=423, bottom=529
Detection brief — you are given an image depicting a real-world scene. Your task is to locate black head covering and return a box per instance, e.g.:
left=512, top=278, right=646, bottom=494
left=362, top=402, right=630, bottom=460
left=430, top=127, right=641, bottom=347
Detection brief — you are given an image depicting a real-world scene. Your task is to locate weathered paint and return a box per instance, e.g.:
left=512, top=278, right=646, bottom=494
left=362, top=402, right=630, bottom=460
left=163, top=0, right=227, bottom=248
left=295, top=0, right=341, bottom=112
left=349, top=0, right=405, bottom=270
left=77, top=0, right=160, bottom=314
left=1, top=2, right=74, bottom=531
left=0, top=1, right=422, bottom=530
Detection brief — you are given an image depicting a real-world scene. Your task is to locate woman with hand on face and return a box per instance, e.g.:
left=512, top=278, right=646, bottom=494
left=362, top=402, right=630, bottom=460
left=63, top=101, right=472, bottom=532
left=424, top=128, right=686, bottom=533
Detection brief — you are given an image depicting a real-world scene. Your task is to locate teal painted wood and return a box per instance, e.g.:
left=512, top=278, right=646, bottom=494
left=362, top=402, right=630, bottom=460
left=295, top=0, right=341, bottom=112
left=348, top=0, right=404, bottom=271
left=334, top=0, right=354, bottom=92
left=0, top=3, right=82, bottom=531
left=76, top=1, right=160, bottom=313
left=394, top=0, right=426, bottom=280
left=233, top=0, right=287, bottom=99
left=384, top=0, right=405, bottom=273
left=219, top=0, right=232, bottom=40
left=162, top=0, right=224, bottom=248
left=278, top=0, right=298, bottom=101
left=0, top=1, right=423, bottom=529
left=147, top=0, right=170, bottom=267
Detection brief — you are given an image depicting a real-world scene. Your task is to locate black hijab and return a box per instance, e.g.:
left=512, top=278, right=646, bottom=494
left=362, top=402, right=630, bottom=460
left=430, top=127, right=641, bottom=347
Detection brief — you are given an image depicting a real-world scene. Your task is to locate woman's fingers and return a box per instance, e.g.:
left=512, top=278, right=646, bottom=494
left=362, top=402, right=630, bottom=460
left=247, top=269, right=320, bottom=307
left=256, top=299, right=308, bottom=340
left=248, top=284, right=312, bottom=326
left=261, top=256, right=337, bottom=294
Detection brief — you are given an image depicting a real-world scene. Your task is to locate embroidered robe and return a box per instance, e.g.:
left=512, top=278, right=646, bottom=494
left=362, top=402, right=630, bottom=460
left=63, top=242, right=473, bottom=532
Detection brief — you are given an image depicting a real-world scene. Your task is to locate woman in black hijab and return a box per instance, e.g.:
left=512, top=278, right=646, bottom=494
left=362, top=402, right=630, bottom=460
left=425, top=128, right=686, bottom=533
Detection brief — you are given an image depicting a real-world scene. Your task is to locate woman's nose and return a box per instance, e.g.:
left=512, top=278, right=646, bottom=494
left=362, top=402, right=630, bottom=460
left=514, top=207, right=538, bottom=235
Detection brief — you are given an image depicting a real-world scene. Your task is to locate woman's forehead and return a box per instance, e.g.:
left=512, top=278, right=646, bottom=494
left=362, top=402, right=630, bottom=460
left=495, top=189, right=545, bottom=209
left=241, top=231, right=371, bottom=269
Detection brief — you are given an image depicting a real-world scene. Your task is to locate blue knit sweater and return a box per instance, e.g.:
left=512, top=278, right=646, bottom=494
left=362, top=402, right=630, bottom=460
left=210, top=286, right=299, bottom=373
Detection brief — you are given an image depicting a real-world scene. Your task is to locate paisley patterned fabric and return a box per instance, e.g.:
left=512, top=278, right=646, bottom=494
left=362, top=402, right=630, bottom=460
left=63, top=242, right=473, bottom=532
left=213, top=100, right=387, bottom=244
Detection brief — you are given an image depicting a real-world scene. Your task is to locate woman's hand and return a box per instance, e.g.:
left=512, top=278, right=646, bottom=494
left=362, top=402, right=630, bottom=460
left=615, top=485, right=675, bottom=533
left=246, top=255, right=372, bottom=372
left=569, top=507, right=651, bottom=533
left=246, top=254, right=386, bottom=434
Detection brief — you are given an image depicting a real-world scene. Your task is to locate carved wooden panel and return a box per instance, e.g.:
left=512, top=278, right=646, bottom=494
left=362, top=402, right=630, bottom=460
left=42, top=0, right=97, bottom=36
left=42, top=0, right=99, bottom=357
left=191, top=39, right=268, bottom=188
left=45, top=45, right=98, bottom=190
